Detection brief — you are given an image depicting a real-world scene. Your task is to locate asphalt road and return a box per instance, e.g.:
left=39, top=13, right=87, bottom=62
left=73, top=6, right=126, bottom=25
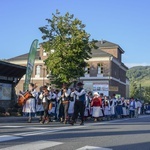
left=0, top=115, right=150, bottom=150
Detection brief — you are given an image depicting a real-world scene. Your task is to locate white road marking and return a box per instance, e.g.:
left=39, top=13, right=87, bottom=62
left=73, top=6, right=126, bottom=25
left=0, top=126, right=51, bottom=130
left=0, top=135, right=22, bottom=142
left=76, top=145, right=112, bottom=150
left=13, top=126, right=85, bottom=136
left=1, top=115, right=149, bottom=141
left=0, top=140, right=63, bottom=150
left=1, top=126, right=24, bottom=128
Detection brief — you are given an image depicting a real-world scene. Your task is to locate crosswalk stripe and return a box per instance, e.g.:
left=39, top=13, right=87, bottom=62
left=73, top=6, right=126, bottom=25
left=0, top=140, right=63, bottom=150
left=76, top=145, right=112, bottom=150
left=1, top=126, right=24, bottom=128
left=13, top=126, right=84, bottom=136
left=0, top=126, right=51, bottom=130
left=0, top=135, right=22, bottom=142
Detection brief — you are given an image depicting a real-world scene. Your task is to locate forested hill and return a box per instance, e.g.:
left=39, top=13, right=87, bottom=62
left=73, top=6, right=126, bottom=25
left=126, top=66, right=150, bottom=87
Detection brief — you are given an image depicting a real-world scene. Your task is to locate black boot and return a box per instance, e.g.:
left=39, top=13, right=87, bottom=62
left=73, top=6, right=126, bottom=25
left=80, top=119, right=84, bottom=125
left=69, top=120, right=74, bottom=125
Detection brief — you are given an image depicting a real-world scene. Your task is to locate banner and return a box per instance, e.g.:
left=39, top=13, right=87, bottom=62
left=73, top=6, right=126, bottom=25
left=24, top=39, right=38, bottom=91
left=93, top=83, right=109, bottom=96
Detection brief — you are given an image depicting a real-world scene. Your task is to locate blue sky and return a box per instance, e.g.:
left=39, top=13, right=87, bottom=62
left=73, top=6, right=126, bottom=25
left=0, top=0, right=150, bottom=68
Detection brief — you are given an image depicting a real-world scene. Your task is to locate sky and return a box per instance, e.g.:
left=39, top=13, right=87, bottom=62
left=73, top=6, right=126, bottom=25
left=0, top=0, right=150, bottom=68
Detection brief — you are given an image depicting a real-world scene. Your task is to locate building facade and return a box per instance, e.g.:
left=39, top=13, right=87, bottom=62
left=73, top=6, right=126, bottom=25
left=81, top=40, right=129, bottom=97
left=7, top=45, right=50, bottom=94
left=7, top=40, right=129, bottom=97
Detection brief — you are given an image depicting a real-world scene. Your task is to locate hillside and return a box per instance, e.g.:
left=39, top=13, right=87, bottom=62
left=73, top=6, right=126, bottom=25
left=126, top=66, right=150, bottom=87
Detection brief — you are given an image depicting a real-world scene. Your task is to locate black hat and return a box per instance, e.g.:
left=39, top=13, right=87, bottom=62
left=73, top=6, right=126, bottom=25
left=77, top=82, right=84, bottom=86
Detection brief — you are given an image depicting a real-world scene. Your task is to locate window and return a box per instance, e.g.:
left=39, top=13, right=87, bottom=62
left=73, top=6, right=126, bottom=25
left=85, top=66, right=90, bottom=74
left=43, top=49, right=47, bottom=56
left=87, top=67, right=90, bottom=74
left=36, top=65, right=41, bottom=77
left=97, top=63, right=103, bottom=74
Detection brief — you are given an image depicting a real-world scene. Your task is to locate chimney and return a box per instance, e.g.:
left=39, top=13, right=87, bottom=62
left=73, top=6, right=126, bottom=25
left=101, top=39, right=103, bottom=44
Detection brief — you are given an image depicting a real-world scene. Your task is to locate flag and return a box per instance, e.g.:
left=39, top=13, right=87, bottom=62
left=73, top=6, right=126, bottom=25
left=24, top=39, right=38, bottom=91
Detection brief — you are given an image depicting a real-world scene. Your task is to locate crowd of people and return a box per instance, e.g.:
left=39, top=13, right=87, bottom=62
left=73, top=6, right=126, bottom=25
left=18, top=82, right=144, bottom=125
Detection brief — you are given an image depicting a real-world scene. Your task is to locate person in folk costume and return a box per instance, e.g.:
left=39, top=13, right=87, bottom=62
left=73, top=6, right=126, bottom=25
left=137, top=100, right=142, bottom=115
left=58, top=84, right=71, bottom=124
left=116, top=97, right=123, bottom=119
left=129, top=97, right=137, bottom=118
left=110, top=94, right=117, bottom=119
left=36, top=86, right=44, bottom=122
left=68, top=88, right=76, bottom=122
left=122, top=97, right=127, bottom=118
left=136, top=99, right=142, bottom=117
left=48, top=88, right=57, bottom=119
left=90, top=92, right=103, bottom=121
left=21, top=83, right=37, bottom=123
left=99, top=93, right=105, bottom=119
left=84, top=91, right=92, bottom=120
left=39, top=85, right=51, bottom=124
left=86, top=91, right=93, bottom=118
left=53, top=89, right=60, bottom=121
left=103, top=97, right=111, bottom=121
left=126, top=99, right=130, bottom=116
left=70, top=82, right=86, bottom=125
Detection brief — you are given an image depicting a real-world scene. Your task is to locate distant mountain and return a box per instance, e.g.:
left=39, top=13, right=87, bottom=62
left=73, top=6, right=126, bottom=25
left=126, top=66, right=150, bottom=87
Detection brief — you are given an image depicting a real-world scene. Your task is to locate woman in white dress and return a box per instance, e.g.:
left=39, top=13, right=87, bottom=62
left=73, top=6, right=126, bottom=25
left=68, top=88, right=75, bottom=121
left=104, top=98, right=111, bottom=120
left=22, top=83, right=37, bottom=123
left=36, top=86, right=44, bottom=122
left=110, top=94, right=117, bottom=119
left=122, top=98, right=127, bottom=117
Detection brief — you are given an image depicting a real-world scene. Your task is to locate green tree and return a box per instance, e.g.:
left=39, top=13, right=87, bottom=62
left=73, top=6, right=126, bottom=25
left=143, top=87, right=150, bottom=102
left=39, top=10, right=97, bottom=86
left=130, top=81, right=138, bottom=98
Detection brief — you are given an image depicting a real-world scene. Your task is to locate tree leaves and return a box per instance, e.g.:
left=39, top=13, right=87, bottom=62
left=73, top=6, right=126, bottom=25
left=39, top=10, right=96, bottom=86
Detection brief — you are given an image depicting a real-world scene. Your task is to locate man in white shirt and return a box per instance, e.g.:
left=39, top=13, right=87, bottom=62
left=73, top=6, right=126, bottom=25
left=129, top=97, right=137, bottom=118
left=70, top=82, right=86, bottom=125
left=136, top=100, right=142, bottom=117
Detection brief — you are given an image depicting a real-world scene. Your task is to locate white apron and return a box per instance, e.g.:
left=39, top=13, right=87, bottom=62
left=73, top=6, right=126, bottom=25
left=92, top=106, right=103, bottom=117
left=22, top=98, right=36, bottom=113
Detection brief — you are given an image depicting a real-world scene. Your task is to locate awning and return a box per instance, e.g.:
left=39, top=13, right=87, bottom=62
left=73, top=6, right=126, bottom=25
left=0, top=60, right=26, bottom=78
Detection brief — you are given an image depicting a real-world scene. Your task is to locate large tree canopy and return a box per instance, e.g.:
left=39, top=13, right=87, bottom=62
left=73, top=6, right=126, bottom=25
left=39, top=10, right=97, bottom=86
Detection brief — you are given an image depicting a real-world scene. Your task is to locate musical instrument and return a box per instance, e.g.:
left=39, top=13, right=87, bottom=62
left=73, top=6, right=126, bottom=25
left=18, top=91, right=33, bottom=106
